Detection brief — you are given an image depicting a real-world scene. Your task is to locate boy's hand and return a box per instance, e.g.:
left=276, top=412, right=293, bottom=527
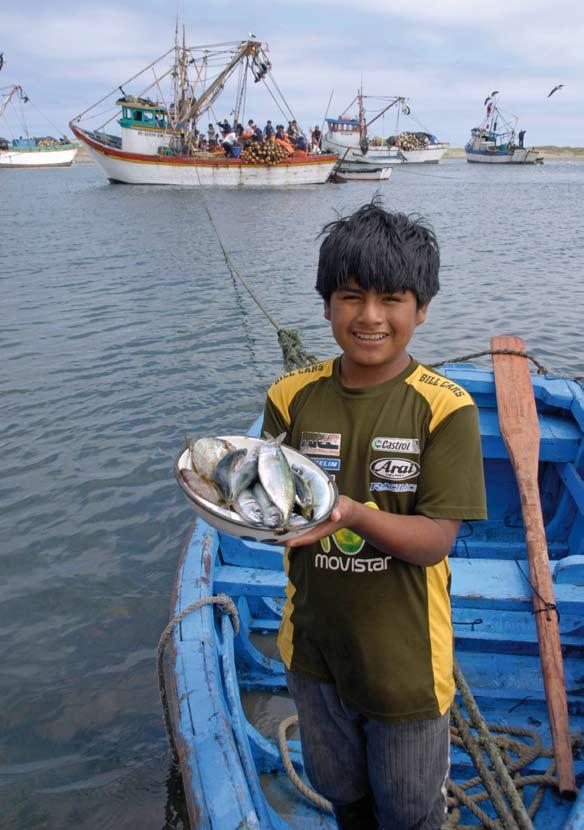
left=286, top=496, right=356, bottom=547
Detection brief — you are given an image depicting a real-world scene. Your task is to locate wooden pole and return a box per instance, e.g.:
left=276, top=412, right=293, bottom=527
left=492, top=335, right=577, bottom=797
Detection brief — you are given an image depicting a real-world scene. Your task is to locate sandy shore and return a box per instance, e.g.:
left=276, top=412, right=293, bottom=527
left=446, top=146, right=584, bottom=161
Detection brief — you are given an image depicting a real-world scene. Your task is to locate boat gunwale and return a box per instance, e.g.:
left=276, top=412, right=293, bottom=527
left=70, top=124, right=337, bottom=169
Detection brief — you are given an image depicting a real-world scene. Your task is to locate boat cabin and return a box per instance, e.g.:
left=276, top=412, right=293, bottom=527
left=116, top=96, right=173, bottom=155
left=325, top=116, right=360, bottom=135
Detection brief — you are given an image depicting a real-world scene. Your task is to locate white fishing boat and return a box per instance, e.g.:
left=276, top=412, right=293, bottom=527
left=323, top=91, right=448, bottom=168
left=0, top=84, right=77, bottom=168
left=70, top=34, right=336, bottom=187
left=465, top=92, right=543, bottom=165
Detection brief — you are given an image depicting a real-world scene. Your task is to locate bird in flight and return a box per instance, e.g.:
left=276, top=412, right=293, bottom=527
left=548, top=84, right=564, bottom=98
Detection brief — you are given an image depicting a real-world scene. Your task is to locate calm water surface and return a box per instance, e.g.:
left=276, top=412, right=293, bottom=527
left=1, top=160, right=583, bottom=829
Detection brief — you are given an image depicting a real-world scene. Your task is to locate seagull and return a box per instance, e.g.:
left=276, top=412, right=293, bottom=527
left=490, top=90, right=499, bottom=96
left=548, top=84, right=564, bottom=98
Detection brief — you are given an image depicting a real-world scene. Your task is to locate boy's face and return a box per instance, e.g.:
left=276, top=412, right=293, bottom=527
left=324, top=277, right=427, bottom=383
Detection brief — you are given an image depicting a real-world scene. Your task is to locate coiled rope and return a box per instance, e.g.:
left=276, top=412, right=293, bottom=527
left=277, top=659, right=575, bottom=828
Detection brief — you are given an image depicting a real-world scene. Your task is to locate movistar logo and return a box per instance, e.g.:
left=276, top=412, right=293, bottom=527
left=370, top=457, right=420, bottom=481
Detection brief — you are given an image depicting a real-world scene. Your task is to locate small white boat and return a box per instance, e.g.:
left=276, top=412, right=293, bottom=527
left=329, top=162, right=391, bottom=182
left=465, top=92, right=543, bottom=165
left=0, top=84, right=77, bottom=168
left=70, top=35, right=336, bottom=187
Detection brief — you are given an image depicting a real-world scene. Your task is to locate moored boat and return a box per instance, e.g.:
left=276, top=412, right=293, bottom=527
left=70, top=35, right=336, bottom=187
left=0, top=84, right=77, bottom=168
left=465, top=92, right=543, bottom=165
left=322, top=91, right=448, bottom=168
left=163, top=345, right=584, bottom=828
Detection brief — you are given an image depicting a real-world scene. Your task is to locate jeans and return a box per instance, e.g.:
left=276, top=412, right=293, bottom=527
left=286, top=669, right=450, bottom=830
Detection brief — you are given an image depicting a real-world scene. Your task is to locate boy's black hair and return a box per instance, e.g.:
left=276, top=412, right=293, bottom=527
left=316, top=199, right=440, bottom=306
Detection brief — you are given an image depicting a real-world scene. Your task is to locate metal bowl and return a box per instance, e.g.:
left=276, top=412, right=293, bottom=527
left=175, top=435, right=338, bottom=543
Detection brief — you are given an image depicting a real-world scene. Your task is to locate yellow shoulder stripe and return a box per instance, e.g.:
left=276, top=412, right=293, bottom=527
left=267, top=359, right=335, bottom=426
left=405, top=364, right=475, bottom=433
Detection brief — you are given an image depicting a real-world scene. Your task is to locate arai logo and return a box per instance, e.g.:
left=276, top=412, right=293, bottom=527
left=370, top=457, right=420, bottom=481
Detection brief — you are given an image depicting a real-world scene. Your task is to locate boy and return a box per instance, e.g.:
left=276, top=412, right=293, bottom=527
left=262, top=201, right=487, bottom=830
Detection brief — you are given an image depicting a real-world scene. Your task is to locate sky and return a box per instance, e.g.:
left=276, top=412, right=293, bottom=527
left=1, top=0, right=582, bottom=146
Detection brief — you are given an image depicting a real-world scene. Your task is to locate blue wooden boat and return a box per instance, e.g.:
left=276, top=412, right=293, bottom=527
left=164, top=356, right=584, bottom=829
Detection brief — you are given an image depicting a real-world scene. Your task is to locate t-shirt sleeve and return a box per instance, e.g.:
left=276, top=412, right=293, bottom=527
left=262, top=392, right=291, bottom=443
left=415, top=404, right=487, bottom=520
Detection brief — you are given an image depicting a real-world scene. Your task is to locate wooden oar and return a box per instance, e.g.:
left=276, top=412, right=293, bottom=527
left=492, top=335, right=577, bottom=797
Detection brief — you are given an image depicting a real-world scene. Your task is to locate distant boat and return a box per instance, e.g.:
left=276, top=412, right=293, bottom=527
left=323, top=91, right=448, bottom=168
left=465, top=92, right=543, bottom=165
left=330, top=163, right=391, bottom=183
left=70, top=33, right=336, bottom=187
left=0, top=84, right=77, bottom=168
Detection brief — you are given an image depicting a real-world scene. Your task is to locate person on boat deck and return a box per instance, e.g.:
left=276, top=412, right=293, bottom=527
left=217, top=119, right=232, bottom=133
left=207, top=123, right=218, bottom=149
left=311, top=124, right=322, bottom=148
left=264, top=119, right=275, bottom=139
left=295, top=133, right=308, bottom=152
left=221, top=129, right=238, bottom=157
left=518, top=129, right=526, bottom=149
left=287, top=119, right=301, bottom=140
left=262, top=200, right=487, bottom=830
left=275, top=124, right=294, bottom=155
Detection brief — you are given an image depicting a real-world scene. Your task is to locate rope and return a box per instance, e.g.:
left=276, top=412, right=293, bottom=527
left=277, top=715, right=334, bottom=814
left=430, top=348, right=583, bottom=386
left=278, top=660, right=573, bottom=827
left=157, top=593, right=239, bottom=763
left=429, top=348, right=550, bottom=375
left=198, top=195, right=318, bottom=372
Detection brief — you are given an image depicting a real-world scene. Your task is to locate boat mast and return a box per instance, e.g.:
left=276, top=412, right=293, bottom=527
left=180, top=39, right=263, bottom=154
left=358, top=87, right=366, bottom=142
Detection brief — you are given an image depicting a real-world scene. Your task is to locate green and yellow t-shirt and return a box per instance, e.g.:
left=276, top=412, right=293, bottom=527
left=263, top=356, right=487, bottom=722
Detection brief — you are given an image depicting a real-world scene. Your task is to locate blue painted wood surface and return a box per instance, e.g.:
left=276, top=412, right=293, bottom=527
left=168, top=366, right=584, bottom=829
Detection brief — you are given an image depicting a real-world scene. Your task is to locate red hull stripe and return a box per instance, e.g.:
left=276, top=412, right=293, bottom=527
left=71, top=125, right=337, bottom=168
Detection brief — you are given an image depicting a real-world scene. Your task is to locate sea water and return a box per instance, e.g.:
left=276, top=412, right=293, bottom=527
left=1, top=160, right=583, bottom=829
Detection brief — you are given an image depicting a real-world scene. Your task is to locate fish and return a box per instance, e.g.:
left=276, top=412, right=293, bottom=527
left=234, top=488, right=263, bottom=525
left=284, top=513, right=310, bottom=530
left=258, top=434, right=295, bottom=521
left=189, top=437, right=236, bottom=480
left=180, top=469, right=223, bottom=506
left=252, top=482, right=284, bottom=528
left=292, top=463, right=331, bottom=521
left=214, top=448, right=248, bottom=506
left=292, top=465, right=315, bottom=519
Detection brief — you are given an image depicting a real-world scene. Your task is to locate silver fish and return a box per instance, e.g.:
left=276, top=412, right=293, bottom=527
left=234, top=488, right=263, bottom=525
left=292, top=465, right=315, bottom=519
left=252, top=482, right=283, bottom=528
left=258, top=436, right=295, bottom=521
left=292, top=463, right=331, bottom=521
left=189, top=437, right=236, bottom=480
left=180, top=469, right=223, bottom=505
left=214, top=448, right=248, bottom=506
left=285, top=513, right=310, bottom=530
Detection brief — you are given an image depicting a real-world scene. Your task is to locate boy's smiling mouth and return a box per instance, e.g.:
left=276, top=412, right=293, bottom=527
left=353, top=332, right=388, bottom=341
